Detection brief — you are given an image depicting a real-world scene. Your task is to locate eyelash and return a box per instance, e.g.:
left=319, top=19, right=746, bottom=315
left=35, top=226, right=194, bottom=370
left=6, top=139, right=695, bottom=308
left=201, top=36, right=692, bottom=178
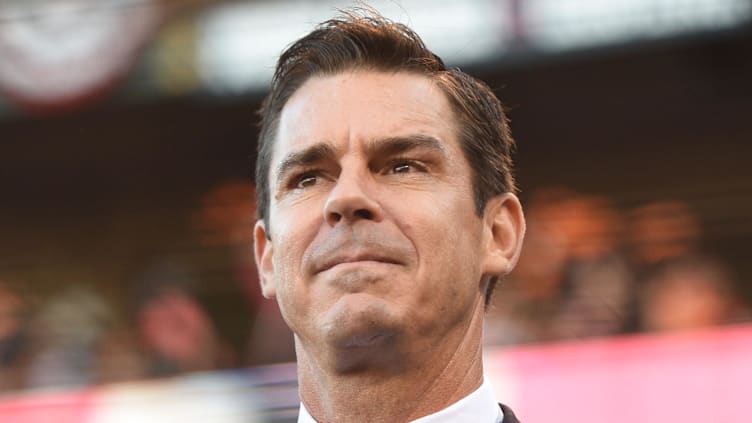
left=289, top=169, right=323, bottom=189
left=385, top=158, right=428, bottom=174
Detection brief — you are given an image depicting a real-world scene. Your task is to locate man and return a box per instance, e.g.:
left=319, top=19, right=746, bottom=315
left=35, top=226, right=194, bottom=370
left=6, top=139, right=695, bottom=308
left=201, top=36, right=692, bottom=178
left=253, top=10, right=525, bottom=423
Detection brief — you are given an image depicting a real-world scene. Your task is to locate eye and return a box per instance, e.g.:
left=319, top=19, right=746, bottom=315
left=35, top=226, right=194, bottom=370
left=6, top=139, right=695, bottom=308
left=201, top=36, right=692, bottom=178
left=297, top=174, right=318, bottom=188
left=393, top=163, right=412, bottom=173
left=289, top=170, right=321, bottom=189
left=387, top=159, right=427, bottom=174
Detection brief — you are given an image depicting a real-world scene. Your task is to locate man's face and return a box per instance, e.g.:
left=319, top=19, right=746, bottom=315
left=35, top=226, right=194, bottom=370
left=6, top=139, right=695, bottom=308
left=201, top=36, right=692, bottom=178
left=255, top=70, right=500, bottom=366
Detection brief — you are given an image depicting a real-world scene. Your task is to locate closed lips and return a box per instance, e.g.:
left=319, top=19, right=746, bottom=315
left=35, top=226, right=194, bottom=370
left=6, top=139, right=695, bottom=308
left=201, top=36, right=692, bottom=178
left=317, top=253, right=402, bottom=273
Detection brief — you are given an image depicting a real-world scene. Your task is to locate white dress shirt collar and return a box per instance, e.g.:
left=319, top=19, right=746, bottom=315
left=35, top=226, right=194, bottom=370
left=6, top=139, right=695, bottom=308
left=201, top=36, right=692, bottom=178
left=297, top=378, right=503, bottom=423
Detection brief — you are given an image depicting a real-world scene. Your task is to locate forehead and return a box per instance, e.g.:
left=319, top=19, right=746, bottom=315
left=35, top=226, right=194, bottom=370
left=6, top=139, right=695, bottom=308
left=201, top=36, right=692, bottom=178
left=272, top=70, right=460, bottom=165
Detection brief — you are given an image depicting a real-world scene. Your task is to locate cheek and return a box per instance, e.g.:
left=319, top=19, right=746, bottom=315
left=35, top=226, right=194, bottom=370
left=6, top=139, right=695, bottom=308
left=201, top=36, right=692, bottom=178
left=406, top=199, right=484, bottom=297
left=270, top=200, right=320, bottom=259
left=268, top=205, right=322, bottom=306
left=418, top=194, right=482, bottom=253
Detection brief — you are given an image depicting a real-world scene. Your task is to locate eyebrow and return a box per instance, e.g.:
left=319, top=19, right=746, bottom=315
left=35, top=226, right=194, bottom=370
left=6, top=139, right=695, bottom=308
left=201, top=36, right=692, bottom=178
left=274, top=142, right=337, bottom=186
left=365, top=134, right=448, bottom=159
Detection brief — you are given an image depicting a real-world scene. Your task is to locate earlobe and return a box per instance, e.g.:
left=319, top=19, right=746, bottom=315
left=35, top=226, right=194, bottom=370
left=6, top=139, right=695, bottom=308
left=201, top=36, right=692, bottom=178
left=254, top=220, right=277, bottom=299
left=481, top=193, right=526, bottom=277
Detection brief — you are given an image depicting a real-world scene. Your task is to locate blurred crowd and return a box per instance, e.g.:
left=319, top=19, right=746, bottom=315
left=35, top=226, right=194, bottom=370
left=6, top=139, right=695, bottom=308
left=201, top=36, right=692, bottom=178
left=0, top=179, right=294, bottom=394
left=485, top=186, right=749, bottom=346
left=1, top=182, right=749, bottom=394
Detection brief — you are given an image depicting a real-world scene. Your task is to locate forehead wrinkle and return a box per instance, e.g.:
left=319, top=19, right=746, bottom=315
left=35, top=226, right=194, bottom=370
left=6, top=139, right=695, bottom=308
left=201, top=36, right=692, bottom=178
left=274, top=142, right=337, bottom=185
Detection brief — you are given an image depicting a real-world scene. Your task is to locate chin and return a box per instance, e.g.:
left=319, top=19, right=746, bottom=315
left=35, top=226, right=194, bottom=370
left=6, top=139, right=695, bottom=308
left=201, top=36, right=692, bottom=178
left=329, top=330, right=402, bottom=374
left=320, top=294, right=405, bottom=372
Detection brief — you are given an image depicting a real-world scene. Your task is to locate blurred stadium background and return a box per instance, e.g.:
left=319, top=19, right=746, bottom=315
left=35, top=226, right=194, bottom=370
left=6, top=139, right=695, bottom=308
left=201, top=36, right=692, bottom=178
left=1, top=0, right=751, bottom=422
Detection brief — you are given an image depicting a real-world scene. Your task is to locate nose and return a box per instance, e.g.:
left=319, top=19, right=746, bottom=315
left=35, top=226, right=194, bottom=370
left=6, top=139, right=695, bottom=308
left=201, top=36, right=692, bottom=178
left=323, top=170, right=383, bottom=226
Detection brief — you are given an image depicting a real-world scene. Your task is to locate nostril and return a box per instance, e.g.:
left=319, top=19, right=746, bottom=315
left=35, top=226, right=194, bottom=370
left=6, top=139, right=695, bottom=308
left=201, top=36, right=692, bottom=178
left=354, top=208, right=373, bottom=220
left=328, top=212, right=343, bottom=223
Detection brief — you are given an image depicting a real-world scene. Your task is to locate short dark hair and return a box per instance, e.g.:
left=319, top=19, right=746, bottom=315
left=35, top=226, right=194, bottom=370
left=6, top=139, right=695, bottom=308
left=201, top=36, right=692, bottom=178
left=255, top=10, right=517, bottom=300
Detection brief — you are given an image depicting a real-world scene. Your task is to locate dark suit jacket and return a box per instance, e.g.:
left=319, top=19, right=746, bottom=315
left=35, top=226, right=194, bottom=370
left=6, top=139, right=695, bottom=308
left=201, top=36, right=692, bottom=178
left=500, top=403, right=521, bottom=423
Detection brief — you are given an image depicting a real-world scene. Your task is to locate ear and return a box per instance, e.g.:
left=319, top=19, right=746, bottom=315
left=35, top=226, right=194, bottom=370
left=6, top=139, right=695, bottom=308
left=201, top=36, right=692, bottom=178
left=480, top=193, right=526, bottom=277
left=254, top=219, right=277, bottom=299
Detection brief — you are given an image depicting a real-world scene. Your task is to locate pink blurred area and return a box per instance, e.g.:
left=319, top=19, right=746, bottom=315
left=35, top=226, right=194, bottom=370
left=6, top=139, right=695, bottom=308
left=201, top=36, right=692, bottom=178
left=0, top=390, right=95, bottom=423
left=488, top=324, right=752, bottom=423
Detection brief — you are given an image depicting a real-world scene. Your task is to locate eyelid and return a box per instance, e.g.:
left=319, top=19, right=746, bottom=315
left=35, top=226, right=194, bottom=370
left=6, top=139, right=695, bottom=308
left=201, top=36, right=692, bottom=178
left=384, top=157, right=429, bottom=173
left=285, top=167, right=323, bottom=189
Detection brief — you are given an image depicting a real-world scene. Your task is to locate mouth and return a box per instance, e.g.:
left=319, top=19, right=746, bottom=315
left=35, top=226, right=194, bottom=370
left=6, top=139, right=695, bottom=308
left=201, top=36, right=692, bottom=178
left=317, top=253, right=402, bottom=273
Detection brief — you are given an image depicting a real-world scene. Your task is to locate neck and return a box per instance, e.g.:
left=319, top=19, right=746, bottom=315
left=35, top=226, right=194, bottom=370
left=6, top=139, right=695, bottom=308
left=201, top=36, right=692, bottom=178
left=297, top=299, right=486, bottom=423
